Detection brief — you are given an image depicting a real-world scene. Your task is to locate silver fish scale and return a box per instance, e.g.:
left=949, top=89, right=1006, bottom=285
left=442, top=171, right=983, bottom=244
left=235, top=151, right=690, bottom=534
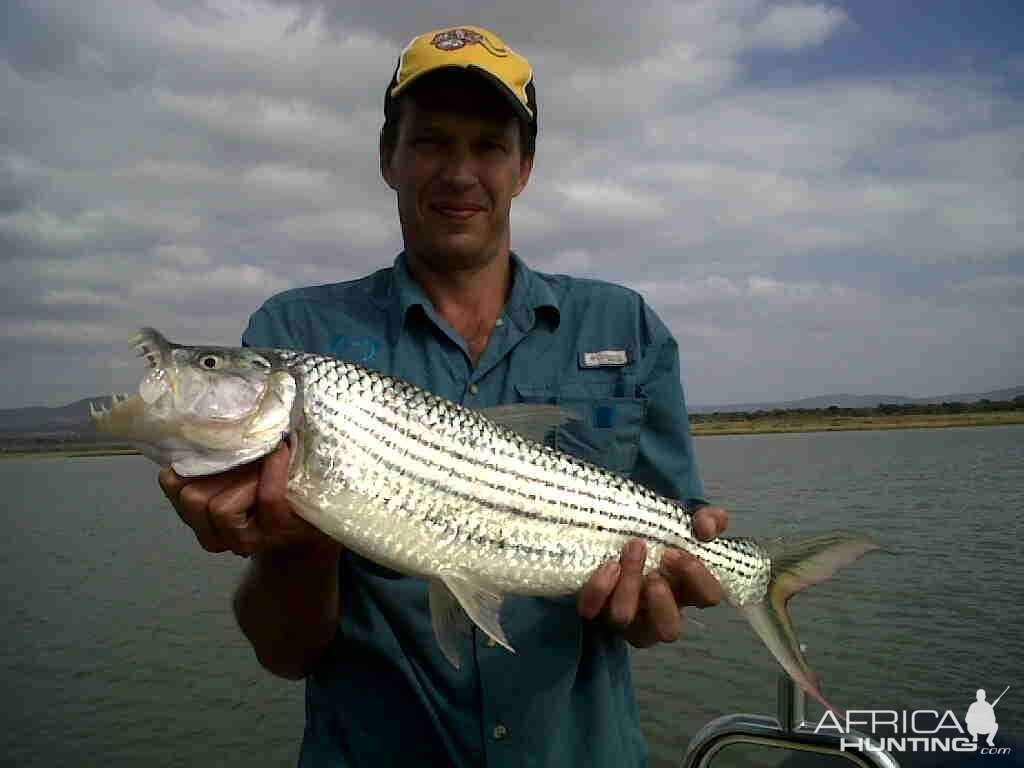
left=275, top=351, right=772, bottom=606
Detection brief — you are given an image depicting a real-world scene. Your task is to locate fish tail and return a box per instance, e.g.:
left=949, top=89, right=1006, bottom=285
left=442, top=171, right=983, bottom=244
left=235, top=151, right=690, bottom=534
left=738, top=531, right=882, bottom=719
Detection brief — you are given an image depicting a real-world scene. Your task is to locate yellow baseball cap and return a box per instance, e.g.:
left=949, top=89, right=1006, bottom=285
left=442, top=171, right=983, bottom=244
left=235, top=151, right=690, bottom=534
left=385, top=25, right=537, bottom=129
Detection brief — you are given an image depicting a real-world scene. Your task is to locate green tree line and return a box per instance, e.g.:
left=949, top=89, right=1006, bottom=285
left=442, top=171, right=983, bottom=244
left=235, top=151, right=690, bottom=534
left=690, top=396, right=1024, bottom=423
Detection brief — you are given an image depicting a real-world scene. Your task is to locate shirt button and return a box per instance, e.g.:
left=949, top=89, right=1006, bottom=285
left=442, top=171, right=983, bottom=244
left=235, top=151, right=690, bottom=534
left=492, top=724, right=509, bottom=740
left=468, top=384, right=479, bottom=395
left=495, top=317, right=504, bottom=327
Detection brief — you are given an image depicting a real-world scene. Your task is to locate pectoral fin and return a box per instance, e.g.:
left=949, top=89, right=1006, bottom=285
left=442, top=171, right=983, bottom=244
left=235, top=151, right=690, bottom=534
left=427, top=573, right=514, bottom=669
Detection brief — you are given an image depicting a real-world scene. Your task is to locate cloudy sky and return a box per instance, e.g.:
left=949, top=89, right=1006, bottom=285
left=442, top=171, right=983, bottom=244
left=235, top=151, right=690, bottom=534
left=2, top=0, right=1021, bottom=409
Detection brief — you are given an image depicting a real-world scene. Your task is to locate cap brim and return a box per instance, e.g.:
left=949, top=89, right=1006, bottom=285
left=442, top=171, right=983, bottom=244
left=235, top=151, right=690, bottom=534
left=391, top=64, right=534, bottom=126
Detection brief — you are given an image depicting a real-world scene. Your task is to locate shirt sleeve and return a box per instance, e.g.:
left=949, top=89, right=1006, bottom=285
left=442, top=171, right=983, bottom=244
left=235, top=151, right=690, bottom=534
left=241, top=304, right=299, bottom=349
left=629, top=301, right=706, bottom=506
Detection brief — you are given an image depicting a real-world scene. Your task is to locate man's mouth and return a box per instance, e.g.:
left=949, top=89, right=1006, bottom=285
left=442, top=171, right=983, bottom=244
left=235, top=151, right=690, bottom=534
left=431, top=203, right=486, bottom=220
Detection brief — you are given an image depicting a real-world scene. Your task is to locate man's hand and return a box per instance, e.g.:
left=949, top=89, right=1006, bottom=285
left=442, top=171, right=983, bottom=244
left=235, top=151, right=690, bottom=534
left=158, top=439, right=331, bottom=558
left=577, top=506, right=728, bottom=648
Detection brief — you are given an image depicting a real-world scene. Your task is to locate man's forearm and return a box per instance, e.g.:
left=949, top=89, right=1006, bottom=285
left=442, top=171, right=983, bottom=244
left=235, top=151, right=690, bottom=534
left=233, top=538, right=342, bottom=680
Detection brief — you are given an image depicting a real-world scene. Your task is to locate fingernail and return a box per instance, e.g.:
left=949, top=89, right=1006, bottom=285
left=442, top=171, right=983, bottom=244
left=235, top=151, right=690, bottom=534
left=663, top=549, right=686, bottom=568
left=605, top=562, right=621, bottom=580
left=626, top=539, right=645, bottom=560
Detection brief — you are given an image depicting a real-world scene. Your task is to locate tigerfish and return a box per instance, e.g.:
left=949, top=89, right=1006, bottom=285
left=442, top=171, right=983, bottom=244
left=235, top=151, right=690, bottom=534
left=92, top=328, right=880, bottom=715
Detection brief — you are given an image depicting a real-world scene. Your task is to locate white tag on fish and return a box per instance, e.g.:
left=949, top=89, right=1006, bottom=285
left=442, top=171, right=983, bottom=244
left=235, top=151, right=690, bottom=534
left=580, top=349, right=629, bottom=368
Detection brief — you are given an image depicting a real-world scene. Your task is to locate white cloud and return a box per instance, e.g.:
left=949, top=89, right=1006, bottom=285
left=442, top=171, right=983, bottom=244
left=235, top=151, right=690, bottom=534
left=39, top=288, right=129, bottom=309
left=130, top=264, right=290, bottom=300
left=1, top=204, right=201, bottom=251
left=243, top=164, right=332, bottom=198
left=1, top=208, right=106, bottom=249
left=0, top=318, right=122, bottom=345
left=154, top=244, right=212, bottom=269
left=556, top=180, right=667, bottom=223
left=273, top=208, right=399, bottom=249
left=747, top=3, right=848, bottom=51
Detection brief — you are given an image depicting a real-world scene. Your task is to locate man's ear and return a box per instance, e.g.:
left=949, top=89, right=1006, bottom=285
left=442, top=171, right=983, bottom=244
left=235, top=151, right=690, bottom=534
left=513, top=153, right=534, bottom=197
left=380, top=135, right=397, bottom=190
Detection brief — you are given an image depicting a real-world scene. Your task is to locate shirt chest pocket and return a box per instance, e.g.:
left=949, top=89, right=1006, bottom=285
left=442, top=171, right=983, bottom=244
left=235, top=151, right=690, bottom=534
left=514, top=383, right=647, bottom=475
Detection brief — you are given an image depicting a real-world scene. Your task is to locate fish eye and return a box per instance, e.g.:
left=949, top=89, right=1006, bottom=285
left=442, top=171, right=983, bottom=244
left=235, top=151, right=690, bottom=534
left=199, top=354, right=222, bottom=370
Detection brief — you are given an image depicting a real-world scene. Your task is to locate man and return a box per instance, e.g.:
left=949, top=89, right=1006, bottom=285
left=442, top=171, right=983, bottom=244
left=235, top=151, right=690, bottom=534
left=159, top=25, right=728, bottom=767
left=966, top=689, right=1000, bottom=747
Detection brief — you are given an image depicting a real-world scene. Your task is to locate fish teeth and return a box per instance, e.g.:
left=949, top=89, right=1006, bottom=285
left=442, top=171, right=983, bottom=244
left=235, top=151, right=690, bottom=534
left=134, top=346, right=160, bottom=368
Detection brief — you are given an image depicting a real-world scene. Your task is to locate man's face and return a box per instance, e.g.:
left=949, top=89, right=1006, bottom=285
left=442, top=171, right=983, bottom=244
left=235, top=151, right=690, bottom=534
left=381, top=83, right=533, bottom=271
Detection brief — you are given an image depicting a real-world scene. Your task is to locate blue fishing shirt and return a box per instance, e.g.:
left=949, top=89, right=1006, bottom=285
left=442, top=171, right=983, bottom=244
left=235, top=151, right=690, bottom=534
left=242, top=252, right=706, bottom=768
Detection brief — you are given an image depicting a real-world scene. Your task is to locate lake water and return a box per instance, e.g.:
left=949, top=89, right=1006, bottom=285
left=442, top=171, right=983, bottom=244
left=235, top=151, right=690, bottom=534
left=2, top=426, right=1021, bottom=767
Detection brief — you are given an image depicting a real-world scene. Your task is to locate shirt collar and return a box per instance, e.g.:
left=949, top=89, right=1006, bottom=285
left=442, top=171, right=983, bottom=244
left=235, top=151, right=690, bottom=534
left=385, top=251, right=560, bottom=343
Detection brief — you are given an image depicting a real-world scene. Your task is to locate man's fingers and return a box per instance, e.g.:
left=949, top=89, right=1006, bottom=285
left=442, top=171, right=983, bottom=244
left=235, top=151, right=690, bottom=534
left=607, top=539, right=646, bottom=628
left=208, top=476, right=261, bottom=556
left=577, top=561, right=621, bottom=620
left=661, top=549, right=723, bottom=608
left=156, top=444, right=304, bottom=557
left=158, top=467, right=186, bottom=503
left=168, top=465, right=258, bottom=554
left=177, top=481, right=230, bottom=552
left=255, top=441, right=292, bottom=527
left=692, top=506, right=729, bottom=541
left=640, top=574, right=682, bottom=644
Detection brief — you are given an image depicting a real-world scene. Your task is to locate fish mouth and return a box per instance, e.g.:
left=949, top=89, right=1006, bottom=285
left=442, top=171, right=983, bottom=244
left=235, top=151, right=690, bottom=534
left=89, top=391, right=147, bottom=436
left=91, top=327, right=175, bottom=432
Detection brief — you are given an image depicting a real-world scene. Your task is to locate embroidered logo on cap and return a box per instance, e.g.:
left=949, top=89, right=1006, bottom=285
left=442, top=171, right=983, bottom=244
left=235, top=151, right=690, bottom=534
left=431, top=28, right=508, bottom=56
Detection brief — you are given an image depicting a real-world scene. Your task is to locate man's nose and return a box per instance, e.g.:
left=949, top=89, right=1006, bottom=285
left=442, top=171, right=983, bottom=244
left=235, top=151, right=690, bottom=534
left=439, top=144, right=476, bottom=188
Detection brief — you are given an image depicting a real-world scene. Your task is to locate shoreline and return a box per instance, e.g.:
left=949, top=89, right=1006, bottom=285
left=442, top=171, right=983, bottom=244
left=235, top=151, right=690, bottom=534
left=689, top=411, right=1024, bottom=436
left=1, top=412, right=1021, bottom=459
left=0, top=448, right=141, bottom=459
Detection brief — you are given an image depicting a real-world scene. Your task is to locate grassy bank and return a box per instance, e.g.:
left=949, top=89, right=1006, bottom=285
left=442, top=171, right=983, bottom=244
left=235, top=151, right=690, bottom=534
left=0, top=448, right=141, bottom=459
left=689, top=409, right=1024, bottom=436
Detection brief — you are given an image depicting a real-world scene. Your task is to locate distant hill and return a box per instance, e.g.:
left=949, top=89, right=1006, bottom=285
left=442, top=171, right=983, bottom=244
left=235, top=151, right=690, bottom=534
left=0, top=397, right=98, bottom=434
left=690, top=386, right=1024, bottom=413
left=3, top=386, right=1022, bottom=429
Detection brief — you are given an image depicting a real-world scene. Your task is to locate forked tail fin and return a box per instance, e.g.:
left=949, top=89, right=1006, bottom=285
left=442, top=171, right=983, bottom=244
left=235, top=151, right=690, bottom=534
left=738, top=531, right=881, bottom=719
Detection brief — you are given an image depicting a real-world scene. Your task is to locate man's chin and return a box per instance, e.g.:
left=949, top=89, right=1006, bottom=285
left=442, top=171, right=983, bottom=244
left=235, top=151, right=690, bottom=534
left=418, top=236, right=499, bottom=270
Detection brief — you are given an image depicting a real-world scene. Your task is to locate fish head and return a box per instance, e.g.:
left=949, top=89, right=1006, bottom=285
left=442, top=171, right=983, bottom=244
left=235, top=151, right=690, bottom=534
left=92, top=327, right=297, bottom=476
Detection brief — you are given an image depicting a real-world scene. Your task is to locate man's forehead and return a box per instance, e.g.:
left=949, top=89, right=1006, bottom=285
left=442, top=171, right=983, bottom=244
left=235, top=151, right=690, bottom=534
left=404, top=98, right=518, bottom=134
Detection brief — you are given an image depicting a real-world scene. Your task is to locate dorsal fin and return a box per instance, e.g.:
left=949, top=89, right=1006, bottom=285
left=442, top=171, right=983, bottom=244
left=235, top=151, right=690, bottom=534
left=479, top=404, right=579, bottom=444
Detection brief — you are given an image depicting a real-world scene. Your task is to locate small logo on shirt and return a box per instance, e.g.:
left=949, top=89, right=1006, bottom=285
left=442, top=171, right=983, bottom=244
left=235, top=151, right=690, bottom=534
left=331, top=335, right=380, bottom=363
left=580, top=349, right=629, bottom=368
